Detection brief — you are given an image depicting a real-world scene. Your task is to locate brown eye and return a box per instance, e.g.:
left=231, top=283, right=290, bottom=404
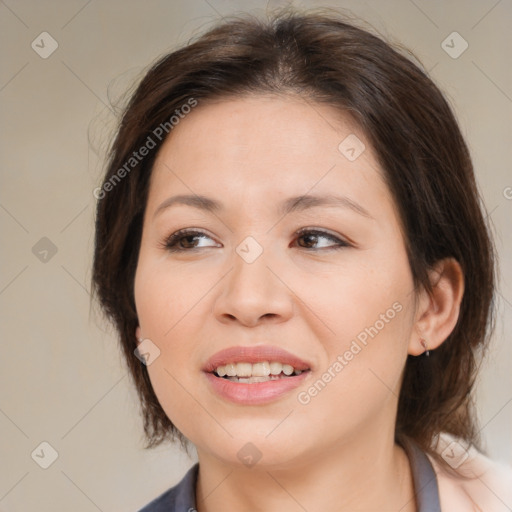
left=176, top=234, right=202, bottom=249
left=163, top=230, right=219, bottom=252
left=297, top=232, right=320, bottom=248
left=295, top=229, right=349, bottom=250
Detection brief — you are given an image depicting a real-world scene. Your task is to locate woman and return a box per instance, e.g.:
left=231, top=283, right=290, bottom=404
left=92, top=9, right=512, bottom=512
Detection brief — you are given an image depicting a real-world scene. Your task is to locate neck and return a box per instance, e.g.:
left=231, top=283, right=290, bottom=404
left=195, top=432, right=417, bottom=512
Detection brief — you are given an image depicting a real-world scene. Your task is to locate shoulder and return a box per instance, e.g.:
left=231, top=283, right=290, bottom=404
left=428, top=433, right=512, bottom=512
left=138, top=463, right=199, bottom=512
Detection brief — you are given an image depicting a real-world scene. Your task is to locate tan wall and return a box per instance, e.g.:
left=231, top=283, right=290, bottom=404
left=1, top=0, right=510, bottom=510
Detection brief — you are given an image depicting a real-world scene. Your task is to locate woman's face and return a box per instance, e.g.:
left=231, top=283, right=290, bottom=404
left=134, top=94, right=418, bottom=468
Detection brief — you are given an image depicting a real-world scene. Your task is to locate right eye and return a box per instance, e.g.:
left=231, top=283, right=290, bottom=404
left=162, top=229, right=221, bottom=252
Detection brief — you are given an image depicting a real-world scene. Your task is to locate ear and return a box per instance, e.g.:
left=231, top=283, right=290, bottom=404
left=135, top=326, right=142, bottom=343
left=409, top=257, right=465, bottom=356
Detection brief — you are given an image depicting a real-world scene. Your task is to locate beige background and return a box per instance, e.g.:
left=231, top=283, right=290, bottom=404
left=1, top=0, right=511, bottom=510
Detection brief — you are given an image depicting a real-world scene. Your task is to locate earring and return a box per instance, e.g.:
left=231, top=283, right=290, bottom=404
left=420, top=338, right=430, bottom=357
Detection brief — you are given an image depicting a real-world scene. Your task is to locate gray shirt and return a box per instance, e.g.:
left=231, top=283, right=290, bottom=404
left=139, top=439, right=441, bottom=512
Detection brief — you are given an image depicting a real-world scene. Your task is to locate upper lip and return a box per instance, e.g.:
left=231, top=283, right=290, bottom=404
left=203, top=346, right=312, bottom=373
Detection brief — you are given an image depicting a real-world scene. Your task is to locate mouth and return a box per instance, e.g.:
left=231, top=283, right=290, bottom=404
left=203, top=346, right=312, bottom=404
left=213, top=361, right=308, bottom=383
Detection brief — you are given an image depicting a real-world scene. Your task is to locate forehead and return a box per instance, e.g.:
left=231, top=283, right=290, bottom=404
left=155, top=94, right=365, bottom=169
left=148, top=94, right=398, bottom=227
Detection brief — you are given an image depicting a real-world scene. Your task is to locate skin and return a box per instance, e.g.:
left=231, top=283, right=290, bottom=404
left=134, top=94, right=464, bottom=512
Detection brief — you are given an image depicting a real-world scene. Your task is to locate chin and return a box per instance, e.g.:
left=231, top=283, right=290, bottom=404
left=189, top=424, right=313, bottom=470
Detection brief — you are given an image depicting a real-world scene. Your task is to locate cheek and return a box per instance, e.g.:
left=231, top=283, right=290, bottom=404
left=295, top=247, right=413, bottom=347
left=134, top=252, right=208, bottom=338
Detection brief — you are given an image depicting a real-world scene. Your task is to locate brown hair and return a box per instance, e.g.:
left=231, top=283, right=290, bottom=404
left=91, top=8, right=496, bottom=468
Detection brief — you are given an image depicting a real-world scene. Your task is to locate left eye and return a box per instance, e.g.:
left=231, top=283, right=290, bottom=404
left=294, top=229, right=349, bottom=250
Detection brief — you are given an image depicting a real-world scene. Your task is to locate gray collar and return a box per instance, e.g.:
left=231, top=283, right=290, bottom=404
left=400, top=437, right=442, bottom=512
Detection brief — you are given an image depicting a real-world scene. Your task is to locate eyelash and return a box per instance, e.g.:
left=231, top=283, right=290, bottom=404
left=161, top=228, right=350, bottom=252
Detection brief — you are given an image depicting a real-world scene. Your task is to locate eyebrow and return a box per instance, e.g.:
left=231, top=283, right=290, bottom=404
left=153, top=193, right=374, bottom=220
left=279, top=194, right=373, bottom=219
left=153, top=194, right=222, bottom=219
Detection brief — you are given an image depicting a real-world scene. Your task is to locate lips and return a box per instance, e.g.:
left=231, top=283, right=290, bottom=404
left=202, top=345, right=312, bottom=405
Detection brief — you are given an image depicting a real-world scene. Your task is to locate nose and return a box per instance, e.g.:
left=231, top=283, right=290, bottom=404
left=212, top=248, right=294, bottom=327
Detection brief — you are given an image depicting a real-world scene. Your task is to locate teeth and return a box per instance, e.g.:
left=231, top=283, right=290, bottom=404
left=282, top=364, right=294, bottom=376
left=214, top=361, right=305, bottom=378
left=252, top=362, right=271, bottom=377
left=269, top=362, right=283, bottom=375
left=226, top=375, right=281, bottom=383
left=225, top=363, right=236, bottom=377
left=236, top=362, right=252, bottom=377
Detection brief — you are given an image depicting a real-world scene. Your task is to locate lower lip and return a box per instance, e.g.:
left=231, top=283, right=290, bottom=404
left=204, top=371, right=310, bottom=405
